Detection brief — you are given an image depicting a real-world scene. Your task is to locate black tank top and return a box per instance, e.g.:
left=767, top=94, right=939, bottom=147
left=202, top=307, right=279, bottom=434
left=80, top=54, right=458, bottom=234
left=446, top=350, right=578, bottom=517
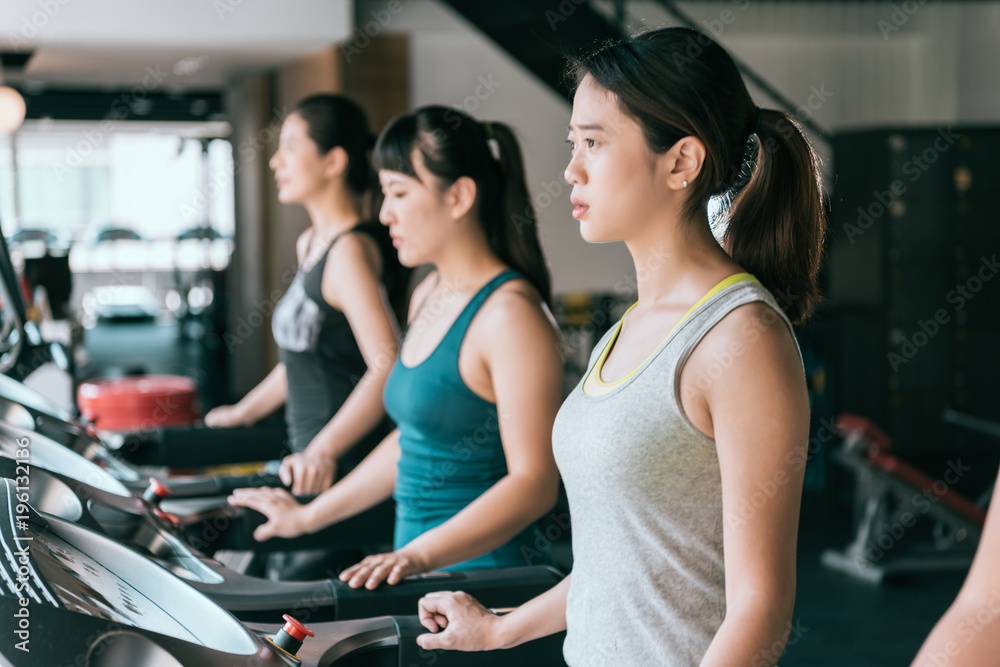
left=271, top=222, right=402, bottom=455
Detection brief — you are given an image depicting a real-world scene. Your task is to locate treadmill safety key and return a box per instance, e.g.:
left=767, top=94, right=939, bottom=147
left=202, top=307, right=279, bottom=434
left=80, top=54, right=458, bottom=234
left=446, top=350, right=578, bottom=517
left=265, top=614, right=316, bottom=660
left=144, top=477, right=182, bottom=524
left=143, top=477, right=172, bottom=506
left=152, top=507, right=182, bottom=525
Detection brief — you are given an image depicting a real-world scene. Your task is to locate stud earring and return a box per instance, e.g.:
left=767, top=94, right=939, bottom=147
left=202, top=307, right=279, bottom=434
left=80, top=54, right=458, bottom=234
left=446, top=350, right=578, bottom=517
left=683, top=180, right=689, bottom=188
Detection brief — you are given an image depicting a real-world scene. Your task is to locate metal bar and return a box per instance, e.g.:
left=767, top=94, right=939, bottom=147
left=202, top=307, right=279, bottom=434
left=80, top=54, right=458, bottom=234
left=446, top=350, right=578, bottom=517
left=942, top=408, right=1000, bottom=441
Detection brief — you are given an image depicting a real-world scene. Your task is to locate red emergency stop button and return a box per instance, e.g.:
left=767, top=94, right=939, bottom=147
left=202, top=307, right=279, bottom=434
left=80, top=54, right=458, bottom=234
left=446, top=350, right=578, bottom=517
left=270, top=614, right=314, bottom=657
left=143, top=477, right=172, bottom=505
left=152, top=507, right=181, bottom=525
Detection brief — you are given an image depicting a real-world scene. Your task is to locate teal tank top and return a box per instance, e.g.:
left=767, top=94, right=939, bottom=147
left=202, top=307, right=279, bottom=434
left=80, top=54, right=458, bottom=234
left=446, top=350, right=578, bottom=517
left=383, top=270, right=550, bottom=570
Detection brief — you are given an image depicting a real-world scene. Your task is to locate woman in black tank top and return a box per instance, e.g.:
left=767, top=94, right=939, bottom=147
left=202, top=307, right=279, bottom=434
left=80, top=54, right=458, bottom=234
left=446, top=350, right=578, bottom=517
left=205, top=95, right=406, bottom=497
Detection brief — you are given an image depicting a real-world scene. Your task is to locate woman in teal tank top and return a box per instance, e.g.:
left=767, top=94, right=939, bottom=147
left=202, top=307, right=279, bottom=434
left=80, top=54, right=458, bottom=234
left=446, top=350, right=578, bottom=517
left=229, top=105, right=563, bottom=589
left=384, top=269, right=545, bottom=570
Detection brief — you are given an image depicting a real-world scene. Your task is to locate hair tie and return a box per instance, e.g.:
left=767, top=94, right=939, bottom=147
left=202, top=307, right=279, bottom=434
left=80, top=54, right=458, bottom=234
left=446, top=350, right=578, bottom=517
left=482, top=121, right=501, bottom=161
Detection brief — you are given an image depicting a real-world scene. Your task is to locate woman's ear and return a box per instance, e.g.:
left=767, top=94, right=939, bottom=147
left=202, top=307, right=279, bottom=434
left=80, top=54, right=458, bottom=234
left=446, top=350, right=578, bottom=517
left=323, top=146, right=350, bottom=182
left=664, top=136, right=706, bottom=191
left=445, top=176, right=478, bottom=221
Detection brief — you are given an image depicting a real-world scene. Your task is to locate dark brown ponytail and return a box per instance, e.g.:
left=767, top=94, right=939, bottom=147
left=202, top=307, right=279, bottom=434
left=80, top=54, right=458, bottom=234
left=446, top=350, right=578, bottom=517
left=725, top=109, right=825, bottom=323
left=374, top=106, right=552, bottom=307
left=572, top=27, right=825, bottom=323
left=482, top=121, right=552, bottom=307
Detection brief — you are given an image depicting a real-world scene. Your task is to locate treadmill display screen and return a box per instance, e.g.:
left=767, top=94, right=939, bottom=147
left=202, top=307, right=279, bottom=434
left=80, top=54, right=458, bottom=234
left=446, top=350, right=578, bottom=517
left=26, top=522, right=259, bottom=654
left=0, top=373, right=75, bottom=422
left=0, top=424, right=131, bottom=497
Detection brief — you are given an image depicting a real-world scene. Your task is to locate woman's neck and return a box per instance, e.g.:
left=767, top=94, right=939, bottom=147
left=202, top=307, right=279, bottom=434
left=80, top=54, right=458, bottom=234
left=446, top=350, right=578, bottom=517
left=303, top=185, right=363, bottom=242
left=624, top=210, right=739, bottom=308
left=432, top=225, right=507, bottom=295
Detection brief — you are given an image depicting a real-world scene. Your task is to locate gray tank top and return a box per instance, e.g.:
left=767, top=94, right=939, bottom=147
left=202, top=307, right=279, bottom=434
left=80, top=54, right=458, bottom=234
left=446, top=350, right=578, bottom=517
left=553, top=278, right=803, bottom=666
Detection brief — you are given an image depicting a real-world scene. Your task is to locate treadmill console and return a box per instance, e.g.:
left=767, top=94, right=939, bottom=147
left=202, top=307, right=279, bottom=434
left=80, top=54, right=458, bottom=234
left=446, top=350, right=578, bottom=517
left=0, top=479, right=259, bottom=655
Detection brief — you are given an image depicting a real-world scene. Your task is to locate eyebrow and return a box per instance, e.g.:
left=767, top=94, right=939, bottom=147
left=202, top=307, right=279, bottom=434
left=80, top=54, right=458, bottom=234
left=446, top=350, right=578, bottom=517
left=567, top=123, right=605, bottom=132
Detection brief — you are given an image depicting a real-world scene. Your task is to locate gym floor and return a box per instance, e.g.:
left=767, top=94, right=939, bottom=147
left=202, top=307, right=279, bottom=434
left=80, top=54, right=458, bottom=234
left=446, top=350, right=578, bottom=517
left=781, top=523, right=965, bottom=666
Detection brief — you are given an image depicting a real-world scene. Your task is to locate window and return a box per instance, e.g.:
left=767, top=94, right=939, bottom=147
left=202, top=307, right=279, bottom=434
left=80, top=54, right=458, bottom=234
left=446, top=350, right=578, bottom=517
left=0, top=121, right=234, bottom=241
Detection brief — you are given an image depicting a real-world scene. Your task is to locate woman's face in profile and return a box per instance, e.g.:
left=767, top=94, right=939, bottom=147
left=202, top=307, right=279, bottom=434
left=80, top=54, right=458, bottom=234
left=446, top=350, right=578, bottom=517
left=270, top=113, right=327, bottom=205
left=378, top=150, right=456, bottom=268
left=565, top=75, right=674, bottom=244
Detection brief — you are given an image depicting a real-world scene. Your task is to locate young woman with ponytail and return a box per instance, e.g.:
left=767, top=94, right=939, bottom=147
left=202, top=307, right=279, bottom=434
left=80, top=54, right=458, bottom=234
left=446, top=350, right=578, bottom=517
left=230, top=105, right=563, bottom=589
left=207, top=94, right=405, bottom=497
left=413, top=27, right=825, bottom=667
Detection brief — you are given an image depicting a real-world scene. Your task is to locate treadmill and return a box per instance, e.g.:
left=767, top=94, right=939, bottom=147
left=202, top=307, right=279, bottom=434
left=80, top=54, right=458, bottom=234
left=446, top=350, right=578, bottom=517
left=0, top=426, right=564, bottom=623
left=0, top=478, right=568, bottom=666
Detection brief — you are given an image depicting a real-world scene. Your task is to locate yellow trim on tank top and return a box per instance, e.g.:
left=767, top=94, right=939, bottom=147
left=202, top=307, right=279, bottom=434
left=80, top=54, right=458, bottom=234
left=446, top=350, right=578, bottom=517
left=582, top=273, right=760, bottom=397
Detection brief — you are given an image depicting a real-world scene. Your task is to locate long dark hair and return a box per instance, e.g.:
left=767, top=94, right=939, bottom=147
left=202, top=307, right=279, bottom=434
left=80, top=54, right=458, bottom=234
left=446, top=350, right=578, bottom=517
left=293, top=94, right=375, bottom=195
left=373, top=106, right=552, bottom=307
left=571, top=28, right=825, bottom=324
left=293, top=94, right=410, bottom=319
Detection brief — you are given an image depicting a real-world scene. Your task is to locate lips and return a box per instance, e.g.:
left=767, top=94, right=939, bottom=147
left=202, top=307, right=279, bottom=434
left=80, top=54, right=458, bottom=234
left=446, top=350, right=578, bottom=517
left=571, top=198, right=589, bottom=219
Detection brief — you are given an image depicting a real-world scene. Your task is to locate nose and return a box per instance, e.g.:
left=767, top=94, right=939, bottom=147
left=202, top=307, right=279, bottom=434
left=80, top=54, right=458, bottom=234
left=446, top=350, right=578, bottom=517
left=378, top=198, right=393, bottom=226
left=268, top=150, right=281, bottom=171
left=564, top=153, right=585, bottom=186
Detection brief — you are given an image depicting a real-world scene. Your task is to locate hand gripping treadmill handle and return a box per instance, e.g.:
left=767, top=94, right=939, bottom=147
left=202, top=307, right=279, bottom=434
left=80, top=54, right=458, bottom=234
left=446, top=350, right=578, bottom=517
left=393, top=614, right=569, bottom=667
left=333, top=566, right=563, bottom=621
left=164, top=472, right=285, bottom=498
